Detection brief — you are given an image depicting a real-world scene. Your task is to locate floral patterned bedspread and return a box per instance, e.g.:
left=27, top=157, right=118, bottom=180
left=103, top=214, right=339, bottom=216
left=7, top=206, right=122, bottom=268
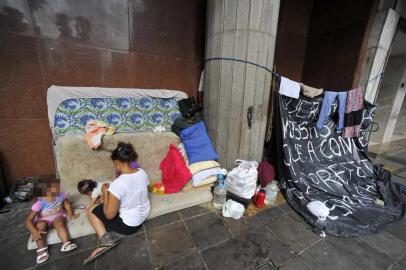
left=53, top=97, right=181, bottom=139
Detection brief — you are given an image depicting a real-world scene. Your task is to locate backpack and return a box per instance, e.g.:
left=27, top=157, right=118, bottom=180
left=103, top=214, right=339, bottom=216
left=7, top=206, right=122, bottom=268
left=9, top=176, right=36, bottom=202
left=178, top=97, right=199, bottom=119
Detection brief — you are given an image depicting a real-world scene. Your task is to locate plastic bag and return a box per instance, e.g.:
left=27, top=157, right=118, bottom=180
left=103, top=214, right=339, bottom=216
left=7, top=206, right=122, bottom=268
left=222, top=199, right=245, bottom=219
left=306, top=200, right=338, bottom=221
left=9, top=176, right=35, bottom=202
left=225, top=160, right=258, bottom=199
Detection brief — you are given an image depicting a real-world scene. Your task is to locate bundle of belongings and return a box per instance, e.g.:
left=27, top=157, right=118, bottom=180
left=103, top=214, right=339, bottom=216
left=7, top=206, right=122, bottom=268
left=274, top=74, right=406, bottom=237
left=149, top=97, right=221, bottom=194
left=220, top=159, right=277, bottom=219
left=225, top=160, right=258, bottom=205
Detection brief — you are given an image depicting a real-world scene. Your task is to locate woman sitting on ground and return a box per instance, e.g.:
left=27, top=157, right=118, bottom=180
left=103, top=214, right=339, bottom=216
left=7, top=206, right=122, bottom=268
left=84, top=142, right=150, bottom=263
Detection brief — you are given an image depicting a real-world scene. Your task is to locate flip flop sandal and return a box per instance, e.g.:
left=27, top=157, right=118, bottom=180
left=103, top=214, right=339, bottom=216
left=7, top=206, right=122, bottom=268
left=83, top=241, right=120, bottom=265
left=107, top=231, right=126, bottom=242
left=36, top=247, right=49, bottom=264
left=101, top=231, right=125, bottom=244
left=61, top=241, right=78, bottom=252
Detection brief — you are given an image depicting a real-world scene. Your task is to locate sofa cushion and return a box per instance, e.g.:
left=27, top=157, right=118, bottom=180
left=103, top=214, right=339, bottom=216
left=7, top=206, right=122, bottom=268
left=56, top=132, right=180, bottom=194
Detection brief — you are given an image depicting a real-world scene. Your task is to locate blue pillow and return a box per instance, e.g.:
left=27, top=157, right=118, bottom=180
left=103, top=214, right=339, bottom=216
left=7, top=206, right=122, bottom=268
left=180, top=121, right=219, bottom=164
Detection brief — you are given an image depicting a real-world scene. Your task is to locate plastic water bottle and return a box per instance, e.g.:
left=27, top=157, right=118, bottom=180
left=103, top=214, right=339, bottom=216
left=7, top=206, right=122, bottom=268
left=213, top=179, right=227, bottom=209
left=264, top=181, right=279, bottom=205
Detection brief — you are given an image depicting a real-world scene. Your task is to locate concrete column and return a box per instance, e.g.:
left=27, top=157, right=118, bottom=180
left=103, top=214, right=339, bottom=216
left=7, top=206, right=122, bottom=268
left=204, top=0, right=280, bottom=169
left=380, top=68, right=406, bottom=151
left=359, top=7, right=399, bottom=103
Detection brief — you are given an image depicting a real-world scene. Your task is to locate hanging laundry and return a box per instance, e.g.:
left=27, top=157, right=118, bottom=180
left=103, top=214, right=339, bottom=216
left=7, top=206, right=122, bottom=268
left=279, top=76, right=301, bottom=99
left=159, top=144, right=192, bottom=194
left=316, top=91, right=347, bottom=132
left=300, top=83, right=323, bottom=98
left=84, top=120, right=115, bottom=149
left=343, top=87, right=364, bottom=138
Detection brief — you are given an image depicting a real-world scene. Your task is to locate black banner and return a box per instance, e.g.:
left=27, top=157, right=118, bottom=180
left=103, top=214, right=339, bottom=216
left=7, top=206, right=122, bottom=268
left=277, top=94, right=405, bottom=237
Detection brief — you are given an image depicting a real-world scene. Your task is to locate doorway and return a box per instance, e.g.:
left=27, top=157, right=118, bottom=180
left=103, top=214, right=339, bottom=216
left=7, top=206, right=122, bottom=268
left=369, top=19, right=406, bottom=184
left=369, top=21, right=406, bottom=148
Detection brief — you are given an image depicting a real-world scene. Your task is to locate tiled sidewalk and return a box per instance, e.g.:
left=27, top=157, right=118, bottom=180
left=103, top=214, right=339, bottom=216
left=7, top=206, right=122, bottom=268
left=1, top=199, right=406, bottom=270
left=2, top=142, right=406, bottom=270
left=369, top=138, right=406, bottom=185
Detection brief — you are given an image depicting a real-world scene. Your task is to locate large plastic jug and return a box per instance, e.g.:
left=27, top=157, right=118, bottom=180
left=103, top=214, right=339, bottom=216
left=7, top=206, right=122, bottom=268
left=264, top=181, right=279, bottom=205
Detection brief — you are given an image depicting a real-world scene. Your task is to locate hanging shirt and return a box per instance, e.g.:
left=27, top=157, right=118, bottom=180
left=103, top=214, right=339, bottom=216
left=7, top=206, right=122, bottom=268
left=343, top=87, right=364, bottom=138
left=300, top=83, right=324, bottom=98
left=279, top=76, right=301, bottom=99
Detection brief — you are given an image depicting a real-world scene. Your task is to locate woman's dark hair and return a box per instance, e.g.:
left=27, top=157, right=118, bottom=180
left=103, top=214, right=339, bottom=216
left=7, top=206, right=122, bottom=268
left=77, top=179, right=97, bottom=194
left=111, top=142, right=138, bottom=162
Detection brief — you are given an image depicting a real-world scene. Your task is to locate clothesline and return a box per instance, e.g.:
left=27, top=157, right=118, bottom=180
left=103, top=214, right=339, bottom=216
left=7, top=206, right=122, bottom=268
left=205, top=57, right=383, bottom=88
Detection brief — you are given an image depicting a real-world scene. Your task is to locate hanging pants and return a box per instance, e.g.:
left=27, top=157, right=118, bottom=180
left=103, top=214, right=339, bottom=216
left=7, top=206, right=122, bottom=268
left=316, top=91, right=347, bottom=131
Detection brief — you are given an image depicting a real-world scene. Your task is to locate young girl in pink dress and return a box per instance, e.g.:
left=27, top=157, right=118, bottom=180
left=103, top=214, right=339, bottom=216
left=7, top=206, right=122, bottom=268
left=25, top=179, right=79, bottom=264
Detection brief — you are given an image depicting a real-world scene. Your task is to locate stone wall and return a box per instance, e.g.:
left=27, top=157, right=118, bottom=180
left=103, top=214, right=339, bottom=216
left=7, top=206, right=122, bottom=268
left=0, top=0, right=206, bottom=188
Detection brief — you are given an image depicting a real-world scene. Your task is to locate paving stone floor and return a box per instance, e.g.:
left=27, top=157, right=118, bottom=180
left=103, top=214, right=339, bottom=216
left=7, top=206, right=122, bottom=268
left=1, top=199, right=406, bottom=270
left=1, top=145, right=406, bottom=270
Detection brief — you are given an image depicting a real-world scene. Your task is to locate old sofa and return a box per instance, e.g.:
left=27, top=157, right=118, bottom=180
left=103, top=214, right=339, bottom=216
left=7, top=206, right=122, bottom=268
left=27, top=86, right=213, bottom=249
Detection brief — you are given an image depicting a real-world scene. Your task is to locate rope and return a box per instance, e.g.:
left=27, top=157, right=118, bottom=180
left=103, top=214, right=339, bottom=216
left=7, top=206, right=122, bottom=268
left=365, top=72, right=384, bottom=86
left=205, top=57, right=383, bottom=87
left=205, top=57, right=276, bottom=75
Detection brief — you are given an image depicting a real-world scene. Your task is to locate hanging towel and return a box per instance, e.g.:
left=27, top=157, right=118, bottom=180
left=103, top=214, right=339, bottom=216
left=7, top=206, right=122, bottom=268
left=343, top=87, right=364, bottom=138
left=279, top=76, right=301, bottom=99
left=300, top=83, right=323, bottom=98
left=84, top=120, right=116, bottom=149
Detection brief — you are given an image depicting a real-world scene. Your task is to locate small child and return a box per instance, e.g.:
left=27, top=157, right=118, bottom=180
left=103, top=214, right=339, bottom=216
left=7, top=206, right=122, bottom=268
left=77, top=179, right=112, bottom=205
left=25, top=178, right=79, bottom=264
